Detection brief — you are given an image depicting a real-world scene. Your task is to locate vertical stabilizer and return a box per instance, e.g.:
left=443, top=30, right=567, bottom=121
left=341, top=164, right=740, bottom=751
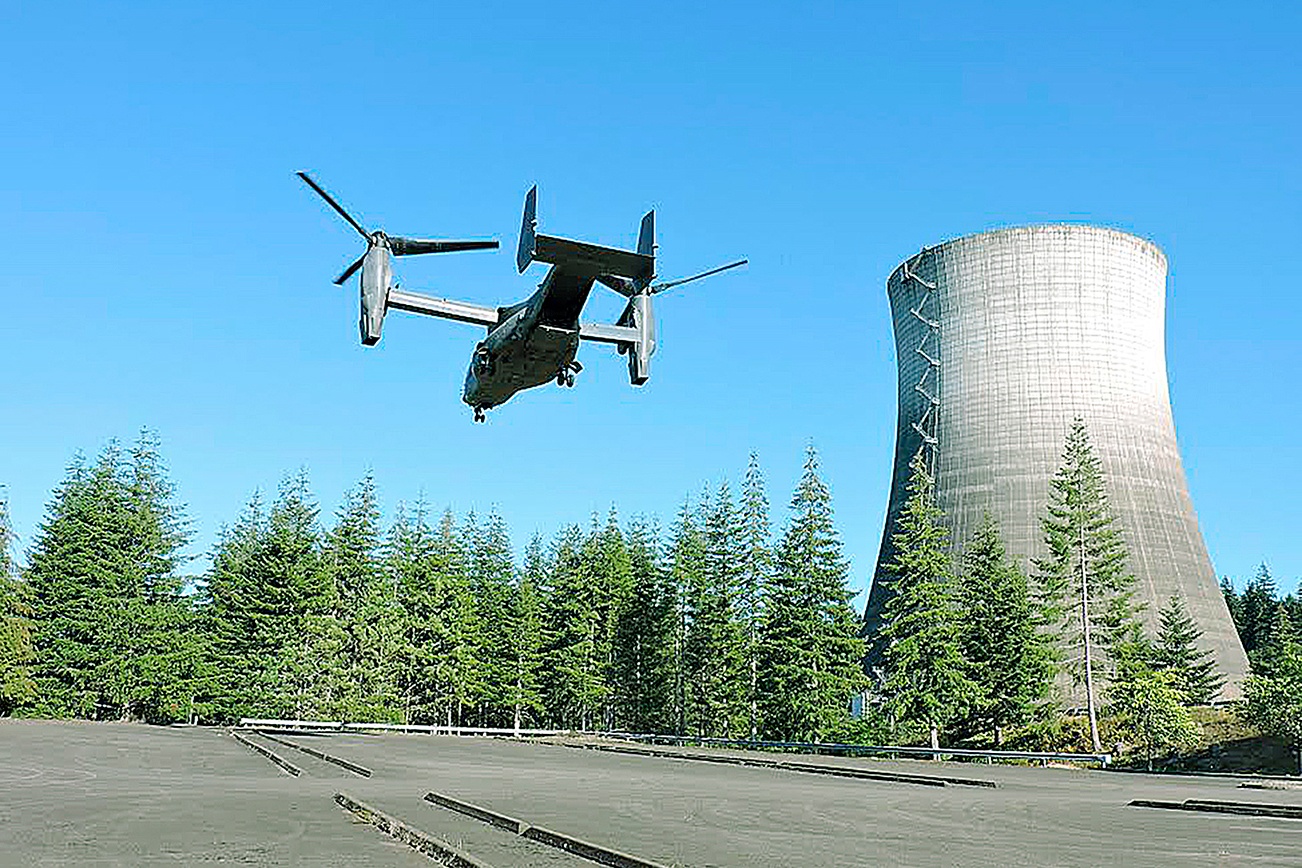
left=517, top=185, right=538, bottom=273
left=637, top=210, right=656, bottom=261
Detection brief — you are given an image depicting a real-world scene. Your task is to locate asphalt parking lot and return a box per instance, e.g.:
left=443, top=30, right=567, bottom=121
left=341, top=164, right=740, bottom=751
left=1, top=720, right=1298, bottom=866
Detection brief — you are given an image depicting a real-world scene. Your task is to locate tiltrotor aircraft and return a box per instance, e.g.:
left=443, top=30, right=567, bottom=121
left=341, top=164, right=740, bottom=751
left=299, top=173, right=746, bottom=421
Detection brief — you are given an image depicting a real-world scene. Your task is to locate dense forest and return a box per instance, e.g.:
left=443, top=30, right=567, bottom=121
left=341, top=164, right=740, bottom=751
left=0, top=432, right=865, bottom=740
left=1, top=425, right=1299, bottom=761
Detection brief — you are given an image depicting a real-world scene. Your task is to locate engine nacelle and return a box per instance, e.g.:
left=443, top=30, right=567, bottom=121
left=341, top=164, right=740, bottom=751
left=358, top=246, right=392, bottom=346
left=625, top=293, right=656, bottom=385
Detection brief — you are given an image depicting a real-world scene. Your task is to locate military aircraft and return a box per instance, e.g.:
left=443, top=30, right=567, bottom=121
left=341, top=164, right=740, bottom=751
left=300, top=175, right=746, bottom=422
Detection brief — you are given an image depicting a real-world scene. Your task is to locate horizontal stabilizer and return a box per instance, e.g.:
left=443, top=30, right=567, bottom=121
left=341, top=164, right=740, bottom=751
left=532, top=234, right=654, bottom=281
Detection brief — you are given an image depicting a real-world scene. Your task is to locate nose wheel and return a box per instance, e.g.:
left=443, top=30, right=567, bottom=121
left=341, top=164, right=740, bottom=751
left=473, top=407, right=486, bottom=423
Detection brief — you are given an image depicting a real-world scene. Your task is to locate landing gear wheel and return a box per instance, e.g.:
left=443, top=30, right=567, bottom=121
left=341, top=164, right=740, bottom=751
left=473, top=408, right=485, bottom=423
left=565, top=372, right=576, bottom=387
left=557, top=371, right=566, bottom=387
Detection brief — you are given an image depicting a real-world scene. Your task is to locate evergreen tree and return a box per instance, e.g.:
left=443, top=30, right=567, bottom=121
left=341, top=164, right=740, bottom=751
left=1221, top=576, right=1243, bottom=636
left=544, top=523, right=606, bottom=729
left=1240, top=563, right=1279, bottom=655
left=118, top=432, right=198, bottom=724
left=685, top=485, right=744, bottom=737
left=877, top=452, right=977, bottom=749
left=322, top=473, right=384, bottom=719
left=958, top=515, right=1054, bottom=744
left=25, top=436, right=195, bottom=722
left=1034, top=418, right=1140, bottom=752
left=506, top=534, right=548, bottom=733
left=434, top=508, right=482, bottom=726
left=1152, top=594, right=1225, bottom=705
left=385, top=500, right=451, bottom=725
left=611, top=518, right=677, bottom=733
left=665, top=501, right=705, bottom=735
left=470, top=510, right=517, bottom=726
left=736, top=452, right=772, bottom=740
left=0, top=493, right=36, bottom=714
left=199, top=493, right=270, bottom=722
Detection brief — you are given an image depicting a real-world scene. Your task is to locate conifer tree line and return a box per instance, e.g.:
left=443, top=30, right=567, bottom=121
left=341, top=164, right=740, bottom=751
left=869, top=419, right=1241, bottom=753
left=0, top=432, right=868, bottom=738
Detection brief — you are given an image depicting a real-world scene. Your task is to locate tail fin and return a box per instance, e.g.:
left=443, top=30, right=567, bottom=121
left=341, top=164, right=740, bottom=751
left=517, top=185, right=538, bottom=274
left=637, top=210, right=655, bottom=259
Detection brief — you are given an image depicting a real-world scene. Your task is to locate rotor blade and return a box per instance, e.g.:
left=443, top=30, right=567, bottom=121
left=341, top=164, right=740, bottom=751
left=334, top=253, right=366, bottom=285
left=650, top=259, right=748, bottom=294
left=390, top=238, right=500, bottom=256
left=297, top=171, right=370, bottom=241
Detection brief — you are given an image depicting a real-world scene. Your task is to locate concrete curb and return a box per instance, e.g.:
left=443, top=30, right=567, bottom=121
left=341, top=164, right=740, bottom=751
left=423, top=790, right=669, bottom=868
left=552, top=740, right=998, bottom=789
left=335, top=792, right=494, bottom=867
left=423, top=792, right=527, bottom=835
left=230, top=730, right=301, bottom=777
left=255, top=731, right=373, bottom=777
left=1129, top=798, right=1302, bottom=820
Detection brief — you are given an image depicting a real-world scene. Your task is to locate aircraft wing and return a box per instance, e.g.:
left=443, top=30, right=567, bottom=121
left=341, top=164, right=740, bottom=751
left=578, top=322, right=640, bottom=346
left=387, top=289, right=500, bottom=327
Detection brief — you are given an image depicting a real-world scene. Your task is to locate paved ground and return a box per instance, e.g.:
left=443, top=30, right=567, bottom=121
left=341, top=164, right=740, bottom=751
left=1, top=720, right=1299, bottom=866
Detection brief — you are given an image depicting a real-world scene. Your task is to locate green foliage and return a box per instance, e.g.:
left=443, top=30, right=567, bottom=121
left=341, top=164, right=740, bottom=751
left=1108, top=667, right=1200, bottom=765
left=758, top=446, right=867, bottom=742
left=958, top=515, right=1055, bottom=743
left=1033, top=419, right=1141, bottom=748
left=1240, top=642, right=1302, bottom=750
left=878, top=452, right=978, bottom=747
left=684, top=485, right=743, bottom=737
left=0, top=495, right=37, bottom=714
left=24, top=433, right=196, bottom=722
left=1152, top=594, right=1225, bottom=704
left=611, top=519, right=677, bottom=733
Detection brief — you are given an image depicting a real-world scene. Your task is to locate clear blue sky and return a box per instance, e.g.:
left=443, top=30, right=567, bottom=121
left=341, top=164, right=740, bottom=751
left=2, top=1, right=1299, bottom=598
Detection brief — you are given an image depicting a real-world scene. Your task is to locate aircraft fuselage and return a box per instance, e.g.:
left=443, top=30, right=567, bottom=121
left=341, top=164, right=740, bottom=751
left=461, top=265, right=598, bottom=410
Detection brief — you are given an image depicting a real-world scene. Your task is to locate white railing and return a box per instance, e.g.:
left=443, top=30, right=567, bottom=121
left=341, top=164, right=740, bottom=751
left=235, top=718, right=1111, bottom=766
left=237, top=718, right=567, bottom=737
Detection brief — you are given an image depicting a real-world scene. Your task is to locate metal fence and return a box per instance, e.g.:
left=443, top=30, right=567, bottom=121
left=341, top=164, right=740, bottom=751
left=236, top=718, right=1111, bottom=766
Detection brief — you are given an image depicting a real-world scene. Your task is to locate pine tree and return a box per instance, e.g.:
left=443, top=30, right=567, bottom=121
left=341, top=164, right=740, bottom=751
left=958, top=515, right=1054, bottom=744
left=544, top=523, right=606, bottom=729
left=0, top=493, right=36, bottom=714
left=757, top=446, right=867, bottom=742
left=736, top=453, right=772, bottom=740
left=666, top=501, right=705, bottom=735
left=199, top=493, right=270, bottom=722
left=685, top=485, right=744, bottom=737
left=118, top=432, right=198, bottom=724
left=1152, top=594, right=1225, bottom=705
left=434, top=509, right=482, bottom=726
left=611, top=518, right=678, bottom=733
left=469, top=510, right=518, bottom=727
left=1221, top=577, right=1243, bottom=637
left=877, top=452, right=977, bottom=749
left=322, top=474, right=384, bottom=719
left=506, top=534, right=548, bottom=733
left=1034, top=418, right=1140, bottom=752
left=385, top=500, right=449, bottom=725
left=1240, top=563, right=1279, bottom=655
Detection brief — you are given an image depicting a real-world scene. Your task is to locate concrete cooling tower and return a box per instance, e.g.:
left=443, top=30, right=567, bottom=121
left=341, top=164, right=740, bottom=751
left=862, top=225, right=1248, bottom=699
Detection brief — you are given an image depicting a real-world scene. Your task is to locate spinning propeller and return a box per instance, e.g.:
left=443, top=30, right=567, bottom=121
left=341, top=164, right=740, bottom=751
left=297, top=172, right=499, bottom=285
